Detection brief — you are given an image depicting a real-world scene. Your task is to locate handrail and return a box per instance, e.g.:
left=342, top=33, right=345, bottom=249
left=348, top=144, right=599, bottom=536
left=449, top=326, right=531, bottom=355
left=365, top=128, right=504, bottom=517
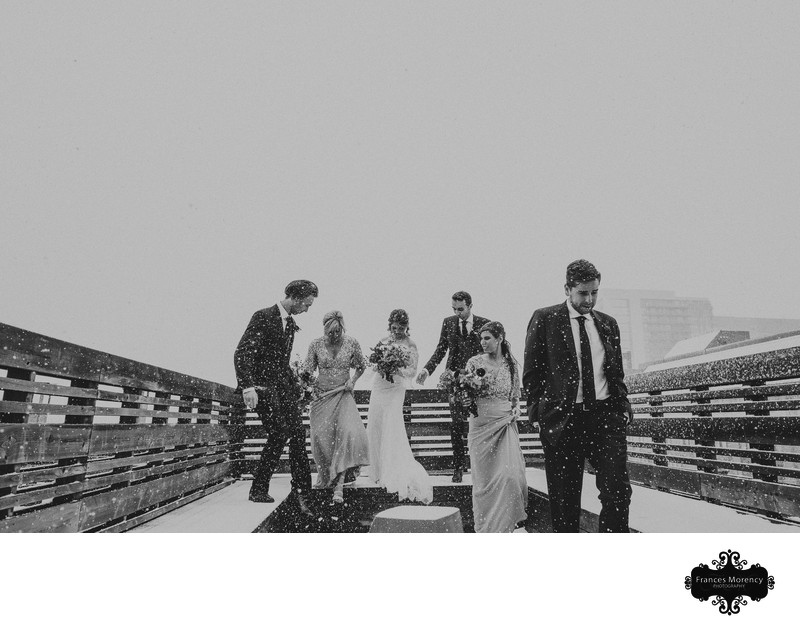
left=4, top=320, right=800, bottom=530
left=625, top=346, right=800, bottom=519
left=0, top=322, right=245, bottom=532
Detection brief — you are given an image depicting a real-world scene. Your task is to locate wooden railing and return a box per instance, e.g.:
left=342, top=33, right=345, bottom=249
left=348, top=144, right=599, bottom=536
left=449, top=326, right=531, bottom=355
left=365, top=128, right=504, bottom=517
left=4, top=320, right=799, bottom=531
left=626, top=347, right=800, bottom=519
left=0, top=323, right=244, bottom=532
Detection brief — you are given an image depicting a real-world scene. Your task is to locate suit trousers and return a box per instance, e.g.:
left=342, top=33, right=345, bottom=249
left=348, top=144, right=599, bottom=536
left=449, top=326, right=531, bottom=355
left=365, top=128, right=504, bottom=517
left=448, top=395, right=469, bottom=470
left=252, top=394, right=312, bottom=496
left=541, top=401, right=632, bottom=532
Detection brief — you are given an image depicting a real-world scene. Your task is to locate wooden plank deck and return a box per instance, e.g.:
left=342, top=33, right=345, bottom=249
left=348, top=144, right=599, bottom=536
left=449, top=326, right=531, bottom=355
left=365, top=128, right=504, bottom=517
left=132, top=469, right=800, bottom=533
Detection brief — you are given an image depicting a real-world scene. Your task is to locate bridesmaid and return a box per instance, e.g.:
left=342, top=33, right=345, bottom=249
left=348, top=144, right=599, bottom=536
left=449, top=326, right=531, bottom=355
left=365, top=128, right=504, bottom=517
left=465, top=321, right=528, bottom=532
left=303, top=311, right=369, bottom=503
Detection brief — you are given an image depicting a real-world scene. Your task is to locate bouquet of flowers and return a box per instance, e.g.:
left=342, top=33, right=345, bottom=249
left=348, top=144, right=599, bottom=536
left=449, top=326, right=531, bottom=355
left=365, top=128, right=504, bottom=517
left=455, top=366, right=491, bottom=407
left=290, top=359, right=318, bottom=412
left=437, top=365, right=491, bottom=415
left=367, top=341, right=411, bottom=383
left=437, top=369, right=459, bottom=393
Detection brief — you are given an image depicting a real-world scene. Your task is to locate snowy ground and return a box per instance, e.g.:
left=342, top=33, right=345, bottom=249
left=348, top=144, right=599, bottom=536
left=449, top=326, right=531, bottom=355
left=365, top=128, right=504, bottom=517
left=525, top=469, right=800, bottom=533
left=132, top=472, right=471, bottom=533
left=132, top=469, right=800, bottom=533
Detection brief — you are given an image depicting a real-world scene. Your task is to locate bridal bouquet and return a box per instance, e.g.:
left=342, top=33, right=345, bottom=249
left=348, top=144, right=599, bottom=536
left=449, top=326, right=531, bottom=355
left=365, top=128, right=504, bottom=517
left=289, top=359, right=318, bottom=411
left=367, top=341, right=411, bottom=383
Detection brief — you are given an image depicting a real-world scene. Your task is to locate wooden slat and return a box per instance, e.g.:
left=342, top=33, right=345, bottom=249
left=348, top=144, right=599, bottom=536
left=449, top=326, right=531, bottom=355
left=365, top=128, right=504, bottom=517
left=628, top=415, right=800, bottom=445
left=84, top=455, right=231, bottom=491
left=0, top=481, right=84, bottom=511
left=0, top=368, right=36, bottom=423
left=77, top=461, right=230, bottom=530
left=87, top=424, right=232, bottom=456
left=0, top=322, right=239, bottom=403
left=631, top=400, right=800, bottom=415
left=0, top=463, right=87, bottom=490
left=0, top=501, right=81, bottom=533
left=0, top=376, right=99, bottom=399
left=628, top=441, right=800, bottom=463
left=0, top=401, right=222, bottom=422
left=630, top=382, right=800, bottom=405
left=96, top=479, right=234, bottom=533
left=0, top=377, right=239, bottom=411
left=629, top=460, right=800, bottom=518
left=627, top=461, right=703, bottom=496
left=700, top=474, right=800, bottom=516
left=0, top=424, right=91, bottom=465
left=628, top=451, right=800, bottom=480
left=86, top=444, right=232, bottom=474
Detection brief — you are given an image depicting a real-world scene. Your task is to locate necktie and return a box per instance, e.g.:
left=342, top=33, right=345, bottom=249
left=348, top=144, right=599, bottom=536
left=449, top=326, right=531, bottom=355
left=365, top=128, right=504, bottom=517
left=577, top=316, right=596, bottom=404
left=461, top=319, right=468, bottom=339
left=285, top=315, right=296, bottom=354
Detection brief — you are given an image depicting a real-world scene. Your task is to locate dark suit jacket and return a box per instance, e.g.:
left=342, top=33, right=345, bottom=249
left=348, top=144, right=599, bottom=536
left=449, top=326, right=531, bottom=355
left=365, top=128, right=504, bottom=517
left=522, top=302, right=630, bottom=444
left=234, top=305, right=295, bottom=406
left=424, top=315, right=491, bottom=375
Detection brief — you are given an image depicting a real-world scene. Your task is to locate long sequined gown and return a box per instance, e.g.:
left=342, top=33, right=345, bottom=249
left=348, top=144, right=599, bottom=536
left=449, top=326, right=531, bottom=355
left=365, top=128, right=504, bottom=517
left=365, top=340, right=433, bottom=504
left=303, top=336, right=369, bottom=488
left=466, top=354, right=528, bottom=532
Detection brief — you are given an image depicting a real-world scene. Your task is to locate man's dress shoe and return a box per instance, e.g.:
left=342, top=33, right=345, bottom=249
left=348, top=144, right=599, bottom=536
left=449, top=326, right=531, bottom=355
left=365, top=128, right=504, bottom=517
left=451, top=468, right=463, bottom=484
left=249, top=490, right=275, bottom=503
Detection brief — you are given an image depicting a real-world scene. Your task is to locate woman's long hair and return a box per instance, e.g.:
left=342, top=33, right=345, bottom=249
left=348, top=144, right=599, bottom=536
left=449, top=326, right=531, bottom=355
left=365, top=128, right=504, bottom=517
left=479, top=321, right=518, bottom=387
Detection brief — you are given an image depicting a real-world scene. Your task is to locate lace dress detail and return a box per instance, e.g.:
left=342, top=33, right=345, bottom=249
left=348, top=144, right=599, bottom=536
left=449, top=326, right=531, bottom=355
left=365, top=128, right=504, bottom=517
left=465, top=354, right=520, bottom=401
left=303, top=336, right=366, bottom=382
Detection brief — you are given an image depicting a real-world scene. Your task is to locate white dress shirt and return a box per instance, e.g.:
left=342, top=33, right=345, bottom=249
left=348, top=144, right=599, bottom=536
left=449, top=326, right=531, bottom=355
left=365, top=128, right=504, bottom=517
left=278, top=299, right=291, bottom=330
left=566, top=299, right=610, bottom=403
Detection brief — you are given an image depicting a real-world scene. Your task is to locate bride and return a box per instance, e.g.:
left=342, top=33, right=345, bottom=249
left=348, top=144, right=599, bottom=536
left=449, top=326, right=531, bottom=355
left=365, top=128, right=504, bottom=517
left=365, top=309, right=433, bottom=504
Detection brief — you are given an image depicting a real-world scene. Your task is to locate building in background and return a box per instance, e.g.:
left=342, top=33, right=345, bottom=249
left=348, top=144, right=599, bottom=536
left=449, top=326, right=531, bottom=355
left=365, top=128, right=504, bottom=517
left=644, top=330, right=800, bottom=372
left=712, top=315, right=800, bottom=341
left=663, top=329, right=750, bottom=360
left=596, top=289, right=714, bottom=372
left=598, top=289, right=800, bottom=372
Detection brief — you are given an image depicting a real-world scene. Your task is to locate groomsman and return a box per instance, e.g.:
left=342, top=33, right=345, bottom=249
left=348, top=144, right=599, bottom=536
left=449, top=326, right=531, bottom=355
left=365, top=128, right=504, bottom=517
left=417, top=291, right=490, bottom=483
left=522, top=260, right=632, bottom=532
left=234, top=279, right=318, bottom=515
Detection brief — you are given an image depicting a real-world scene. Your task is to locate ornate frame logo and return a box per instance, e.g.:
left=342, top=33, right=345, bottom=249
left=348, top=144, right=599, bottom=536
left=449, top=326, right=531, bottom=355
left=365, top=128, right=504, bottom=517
left=685, top=550, right=775, bottom=615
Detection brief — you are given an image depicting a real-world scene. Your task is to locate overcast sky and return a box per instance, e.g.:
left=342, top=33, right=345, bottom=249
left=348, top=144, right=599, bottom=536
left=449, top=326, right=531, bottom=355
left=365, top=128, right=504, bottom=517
left=3, top=2, right=799, bottom=386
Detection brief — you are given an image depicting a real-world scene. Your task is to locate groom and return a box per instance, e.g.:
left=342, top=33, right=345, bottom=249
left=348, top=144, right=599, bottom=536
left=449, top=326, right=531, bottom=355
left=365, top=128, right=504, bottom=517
left=416, top=291, right=490, bottom=483
left=234, top=279, right=318, bottom=515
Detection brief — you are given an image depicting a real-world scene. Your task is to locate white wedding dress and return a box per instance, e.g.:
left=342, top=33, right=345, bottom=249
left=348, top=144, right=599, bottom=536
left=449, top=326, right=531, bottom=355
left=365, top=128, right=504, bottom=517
left=365, top=340, right=433, bottom=504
